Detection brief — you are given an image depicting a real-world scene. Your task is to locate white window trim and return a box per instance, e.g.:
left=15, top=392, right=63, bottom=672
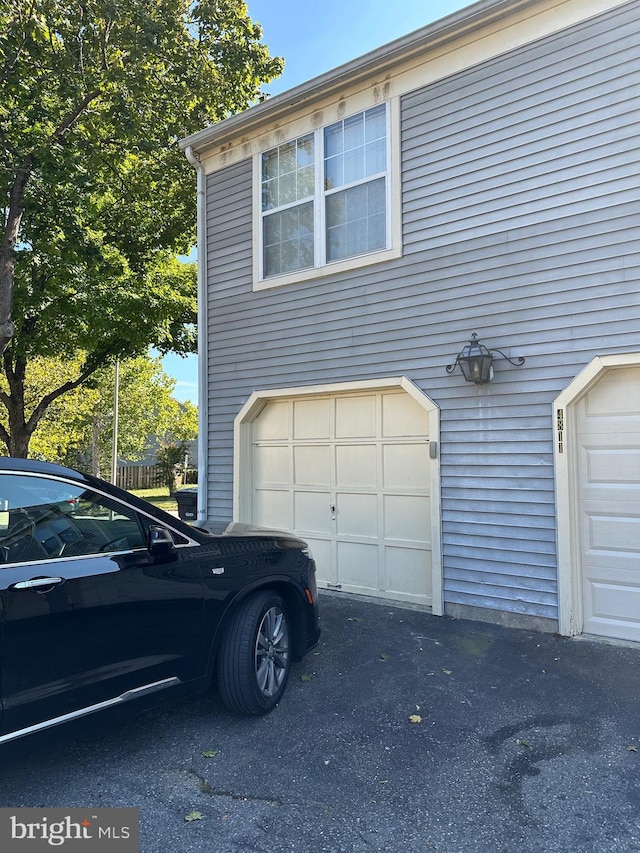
left=252, top=97, right=402, bottom=291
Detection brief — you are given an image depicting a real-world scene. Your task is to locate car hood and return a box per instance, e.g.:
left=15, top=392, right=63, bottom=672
left=195, top=520, right=308, bottom=546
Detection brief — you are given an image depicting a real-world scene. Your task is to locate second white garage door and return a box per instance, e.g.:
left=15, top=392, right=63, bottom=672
left=250, top=389, right=436, bottom=606
left=576, top=365, right=640, bottom=642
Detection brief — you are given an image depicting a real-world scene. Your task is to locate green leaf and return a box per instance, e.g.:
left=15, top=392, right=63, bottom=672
left=300, top=674, right=313, bottom=682
left=184, top=811, right=204, bottom=822
left=201, top=750, right=220, bottom=758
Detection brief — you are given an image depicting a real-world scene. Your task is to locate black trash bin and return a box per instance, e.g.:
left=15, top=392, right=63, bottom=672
left=175, top=487, right=198, bottom=521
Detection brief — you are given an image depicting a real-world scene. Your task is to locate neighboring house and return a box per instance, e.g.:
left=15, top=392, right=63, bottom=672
left=180, top=0, right=640, bottom=643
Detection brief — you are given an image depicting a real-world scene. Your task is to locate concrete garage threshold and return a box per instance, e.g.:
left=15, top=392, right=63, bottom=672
left=1, top=593, right=639, bottom=852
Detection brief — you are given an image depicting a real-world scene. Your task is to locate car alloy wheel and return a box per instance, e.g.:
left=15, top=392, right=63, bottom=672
left=217, top=591, right=292, bottom=715
left=255, top=604, right=290, bottom=698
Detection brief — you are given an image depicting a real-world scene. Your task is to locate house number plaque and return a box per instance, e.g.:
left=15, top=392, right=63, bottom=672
left=556, top=408, right=564, bottom=453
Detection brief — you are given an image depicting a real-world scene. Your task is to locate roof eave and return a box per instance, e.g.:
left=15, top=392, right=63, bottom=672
left=179, top=0, right=529, bottom=155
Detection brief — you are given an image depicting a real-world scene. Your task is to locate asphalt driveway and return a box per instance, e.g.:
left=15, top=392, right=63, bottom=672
left=1, top=593, right=639, bottom=852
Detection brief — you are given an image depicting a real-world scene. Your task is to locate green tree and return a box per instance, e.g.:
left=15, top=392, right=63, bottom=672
left=156, top=442, right=189, bottom=493
left=0, top=352, right=198, bottom=474
left=0, top=352, right=100, bottom=461
left=0, top=0, right=282, bottom=456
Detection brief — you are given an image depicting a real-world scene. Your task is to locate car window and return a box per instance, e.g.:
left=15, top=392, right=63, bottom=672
left=0, top=473, right=146, bottom=565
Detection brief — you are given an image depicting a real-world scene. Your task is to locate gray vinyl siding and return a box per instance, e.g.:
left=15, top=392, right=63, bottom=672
left=203, top=1, right=640, bottom=621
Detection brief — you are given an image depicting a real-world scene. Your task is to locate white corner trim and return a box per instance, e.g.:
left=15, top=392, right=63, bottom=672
left=233, top=376, right=444, bottom=615
left=554, top=351, right=640, bottom=636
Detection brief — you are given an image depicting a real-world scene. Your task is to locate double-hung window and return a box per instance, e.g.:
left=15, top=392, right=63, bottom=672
left=261, top=134, right=315, bottom=278
left=259, top=103, right=392, bottom=285
left=324, top=104, right=387, bottom=262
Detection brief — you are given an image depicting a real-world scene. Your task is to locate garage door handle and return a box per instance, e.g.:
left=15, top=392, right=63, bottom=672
left=13, top=577, right=64, bottom=590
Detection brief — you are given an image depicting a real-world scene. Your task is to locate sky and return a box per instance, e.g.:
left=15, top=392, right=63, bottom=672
left=165, top=0, right=474, bottom=404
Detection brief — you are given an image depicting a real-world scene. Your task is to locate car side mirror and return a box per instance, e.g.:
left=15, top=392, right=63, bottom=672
left=147, top=525, right=177, bottom=562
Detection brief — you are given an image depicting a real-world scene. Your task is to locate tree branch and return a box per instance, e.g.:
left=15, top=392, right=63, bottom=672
left=1, top=154, right=34, bottom=353
left=51, top=89, right=102, bottom=144
left=25, top=354, right=108, bottom=433
left=3, top=350, right=15, bottom=385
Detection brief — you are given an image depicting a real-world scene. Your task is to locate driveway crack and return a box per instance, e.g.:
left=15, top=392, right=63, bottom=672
left=183, top=767, right=282, bottom=806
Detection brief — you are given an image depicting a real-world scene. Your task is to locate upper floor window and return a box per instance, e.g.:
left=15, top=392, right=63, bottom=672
left=324, top=105, right=387, bottom=262
left=259, top=104, right=392, bottom=284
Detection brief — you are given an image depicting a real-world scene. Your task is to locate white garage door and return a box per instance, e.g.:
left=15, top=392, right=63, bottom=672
left=576, top=366, right=640, bottom=641
left=251, top=390, right=434, bottom=606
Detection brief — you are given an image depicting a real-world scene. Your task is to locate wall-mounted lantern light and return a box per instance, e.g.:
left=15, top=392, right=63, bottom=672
left=446, top=333, right=525, bottom=384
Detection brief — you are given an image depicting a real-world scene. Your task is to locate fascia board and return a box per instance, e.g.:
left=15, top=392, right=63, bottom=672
left=178, top=0, right=533, bottom=156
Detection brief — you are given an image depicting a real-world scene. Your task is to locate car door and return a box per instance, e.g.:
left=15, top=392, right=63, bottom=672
left=0, top=472, right=204, bottom=736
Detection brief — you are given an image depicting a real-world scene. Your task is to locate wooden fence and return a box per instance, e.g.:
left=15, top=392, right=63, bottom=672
left=116, top=465, right=197, bottom=491
left=117, top=465, right=161, bottom=491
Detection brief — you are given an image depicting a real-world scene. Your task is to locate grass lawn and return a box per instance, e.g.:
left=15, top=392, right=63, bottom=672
left=130, top=487, right=178, bottom=513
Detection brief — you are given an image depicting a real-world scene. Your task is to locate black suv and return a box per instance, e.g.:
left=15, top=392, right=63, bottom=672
left=0, top=459, right=320, bottom=745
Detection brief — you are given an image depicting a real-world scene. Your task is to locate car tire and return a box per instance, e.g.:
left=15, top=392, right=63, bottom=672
left=217, top=591, right=291, bottom=715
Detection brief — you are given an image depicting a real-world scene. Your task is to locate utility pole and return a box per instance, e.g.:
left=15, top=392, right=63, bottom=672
left=111, top=360, right=120, bottom=485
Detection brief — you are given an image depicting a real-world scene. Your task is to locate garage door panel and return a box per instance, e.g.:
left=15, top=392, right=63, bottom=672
left=583, top=511, right=640, bottom=555
left=384, top=494, right=431, bottom=543
left=579, top=440, right=640, bottom=490
left=385, top=546, right=431, bottom=601
left=294, top=445, right=331, bottom=487
left=293, top=398, right=331, bottom=439
left=302, top=538, right=334, bottom=585
left=382, top=392, right=429, bottom=437
left=581, top=444, right=640, bottom=485
left=253, top=489, right=291, bottom=529
left=337, top=493, right=378, bottom=538
left=335, top=395, right=376, bottom=438
left=383, top=444, right=430, bottom=490
left=582, top=366, right=640, bottom=417
left=254, top=401, right=289, bottom=440
left=336, top=541, right=379, bottom=592
left=294, top=491, right=332, bottom=534
left=584, top=575, right=640, bottom=641
left=335, top=444, right=377, bottom=488
left=254, top=445, right=290, bottom=485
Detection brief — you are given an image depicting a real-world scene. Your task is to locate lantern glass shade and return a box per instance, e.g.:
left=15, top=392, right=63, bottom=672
left=458, top=339, right=494, bottom=384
